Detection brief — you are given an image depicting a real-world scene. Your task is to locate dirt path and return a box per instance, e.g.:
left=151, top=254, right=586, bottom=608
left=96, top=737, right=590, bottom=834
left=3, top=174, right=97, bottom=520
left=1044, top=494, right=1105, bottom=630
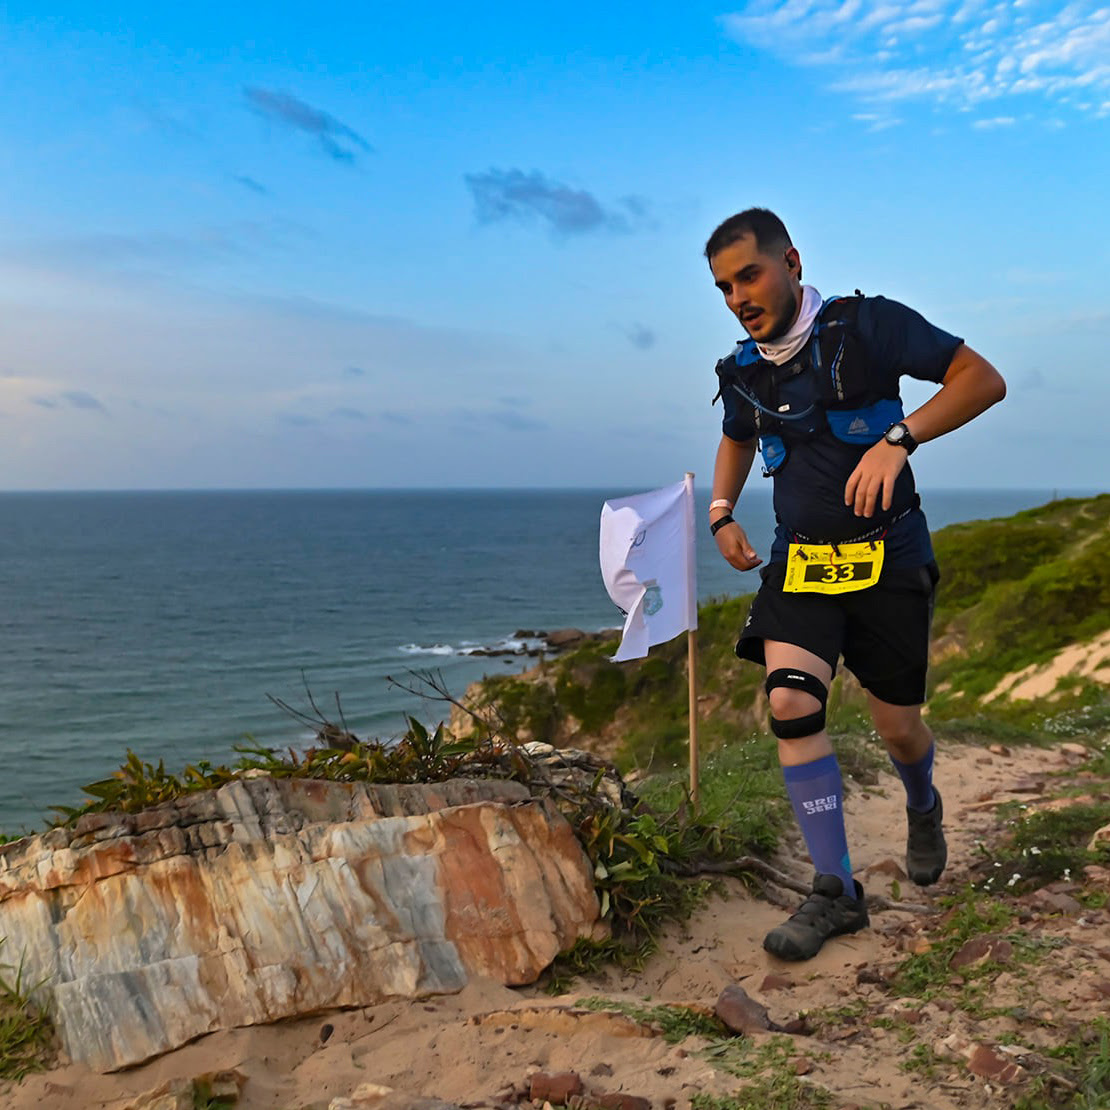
left=5, top=740, right=1108, bottom=1110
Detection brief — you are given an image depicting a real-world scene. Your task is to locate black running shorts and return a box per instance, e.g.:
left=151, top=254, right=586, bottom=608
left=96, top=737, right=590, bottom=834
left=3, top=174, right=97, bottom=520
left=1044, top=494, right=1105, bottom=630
left=736, top=561, right=940, bottom=706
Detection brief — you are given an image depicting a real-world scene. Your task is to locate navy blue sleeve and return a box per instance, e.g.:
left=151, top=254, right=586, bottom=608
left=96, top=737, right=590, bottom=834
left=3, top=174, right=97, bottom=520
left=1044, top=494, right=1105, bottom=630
left=720, top=384, right=756, bottom=442
left=857, top=295, right=963, bottom=388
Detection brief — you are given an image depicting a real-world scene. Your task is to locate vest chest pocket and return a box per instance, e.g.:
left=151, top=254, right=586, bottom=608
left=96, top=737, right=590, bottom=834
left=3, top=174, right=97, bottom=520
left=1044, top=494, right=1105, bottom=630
left=826, top=397, right=905, bottom=446
left=769, top=360, right=822, bottom=434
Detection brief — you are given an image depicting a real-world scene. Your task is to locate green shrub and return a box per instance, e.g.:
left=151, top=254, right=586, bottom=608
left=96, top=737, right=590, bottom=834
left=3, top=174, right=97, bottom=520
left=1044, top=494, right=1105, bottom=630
left=932, top=520, right=1067, bottom=617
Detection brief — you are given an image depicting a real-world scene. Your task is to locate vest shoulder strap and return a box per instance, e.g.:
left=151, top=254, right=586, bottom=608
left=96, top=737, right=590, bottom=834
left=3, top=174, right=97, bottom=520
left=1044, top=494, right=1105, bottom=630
left=712, top=339, right=764, bottom=405
left=814, top=291, right=874, bottom=404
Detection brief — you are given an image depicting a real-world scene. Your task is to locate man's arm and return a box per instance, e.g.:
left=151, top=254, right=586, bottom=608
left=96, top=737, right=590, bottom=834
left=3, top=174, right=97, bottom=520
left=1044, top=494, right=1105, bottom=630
left=845, top=343, right=1007, bottom=518
left=711, top=434, right=763, bottom=571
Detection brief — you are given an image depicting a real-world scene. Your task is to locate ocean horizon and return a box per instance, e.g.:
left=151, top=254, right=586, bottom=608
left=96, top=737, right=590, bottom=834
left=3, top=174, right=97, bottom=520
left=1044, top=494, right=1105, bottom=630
left=0, top=485, right=1101, bottom=833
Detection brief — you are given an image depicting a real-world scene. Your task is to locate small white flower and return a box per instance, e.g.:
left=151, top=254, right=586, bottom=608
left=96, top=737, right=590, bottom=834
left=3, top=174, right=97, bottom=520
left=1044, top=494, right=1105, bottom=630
left=1007, top=873, right=1021, bottom=887
left=1029, top=846, right=1041, bottom=855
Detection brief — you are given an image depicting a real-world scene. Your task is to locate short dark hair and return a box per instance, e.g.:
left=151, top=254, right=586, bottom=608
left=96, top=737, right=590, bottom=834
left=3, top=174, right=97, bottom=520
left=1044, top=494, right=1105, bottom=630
left=704, top=207, right=792, bottom=261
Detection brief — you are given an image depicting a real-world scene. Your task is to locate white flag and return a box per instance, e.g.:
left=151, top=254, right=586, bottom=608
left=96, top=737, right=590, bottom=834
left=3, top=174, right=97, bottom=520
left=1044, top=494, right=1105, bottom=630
left=599, top=475, right=697, bottom=662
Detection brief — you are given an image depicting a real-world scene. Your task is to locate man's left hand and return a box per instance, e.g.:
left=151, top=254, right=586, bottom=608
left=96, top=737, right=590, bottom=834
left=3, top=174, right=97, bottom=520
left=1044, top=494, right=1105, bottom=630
left=844, top=442, right=908, bottom=517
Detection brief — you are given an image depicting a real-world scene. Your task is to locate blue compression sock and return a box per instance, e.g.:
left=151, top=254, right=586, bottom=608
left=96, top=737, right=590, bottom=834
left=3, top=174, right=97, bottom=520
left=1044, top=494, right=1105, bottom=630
left=782, top=753, right=854, bottom=893
left=890, top=743, right=936, bottom=813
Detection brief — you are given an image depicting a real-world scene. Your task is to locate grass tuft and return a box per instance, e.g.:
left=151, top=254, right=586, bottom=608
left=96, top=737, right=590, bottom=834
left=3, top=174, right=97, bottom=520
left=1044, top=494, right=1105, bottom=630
left=979, top=801, right=1110, bottom=893
left=576, top=996, right=727, bottom=1042
left=1014, top=1020, right=1110, bottom=1110
left=892, top=885, right=1017, bottom=1000
left=696, top=1036, right=834, bottom=1108
left=0, top=942, right=54, bottom=1082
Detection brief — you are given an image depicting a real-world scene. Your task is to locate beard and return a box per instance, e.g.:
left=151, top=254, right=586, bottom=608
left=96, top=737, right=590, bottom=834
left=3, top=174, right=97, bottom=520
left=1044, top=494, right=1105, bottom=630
left=762, top=289, right=802, bottom=341
left=741, top=293, right=799, bottom=342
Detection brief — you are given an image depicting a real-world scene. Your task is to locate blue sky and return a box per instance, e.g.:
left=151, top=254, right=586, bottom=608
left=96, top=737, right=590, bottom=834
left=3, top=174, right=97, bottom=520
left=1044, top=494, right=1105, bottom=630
left=1, top=1, right=1107, bottom=490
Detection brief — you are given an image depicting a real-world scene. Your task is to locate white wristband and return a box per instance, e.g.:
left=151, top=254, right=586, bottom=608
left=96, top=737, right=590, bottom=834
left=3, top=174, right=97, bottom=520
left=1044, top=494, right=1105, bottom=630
left=709, top=498, right=734, bottom=513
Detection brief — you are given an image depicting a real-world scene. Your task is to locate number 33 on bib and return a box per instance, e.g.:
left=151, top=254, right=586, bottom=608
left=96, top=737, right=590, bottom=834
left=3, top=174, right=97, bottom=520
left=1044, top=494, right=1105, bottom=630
left=783, top=541, right=885, bottom=595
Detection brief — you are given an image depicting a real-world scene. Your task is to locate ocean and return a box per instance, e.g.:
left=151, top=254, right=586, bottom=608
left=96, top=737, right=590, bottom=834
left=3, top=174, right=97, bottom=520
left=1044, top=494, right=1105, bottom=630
left=0, top=487, right=1093, bottom=832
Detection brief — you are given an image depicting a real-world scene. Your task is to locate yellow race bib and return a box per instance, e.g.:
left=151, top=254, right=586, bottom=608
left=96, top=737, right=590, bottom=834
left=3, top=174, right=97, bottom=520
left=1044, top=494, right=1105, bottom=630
left=783, top=540, right=884, bottom=595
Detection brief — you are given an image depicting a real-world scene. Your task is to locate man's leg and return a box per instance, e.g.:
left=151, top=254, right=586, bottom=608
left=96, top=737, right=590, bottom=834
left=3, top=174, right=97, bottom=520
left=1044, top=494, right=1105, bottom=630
left=762, top=641, right=868, bottom=960
left=867, top=694, right=946, bottom=885
left=765, top=641, right=851, bottom=889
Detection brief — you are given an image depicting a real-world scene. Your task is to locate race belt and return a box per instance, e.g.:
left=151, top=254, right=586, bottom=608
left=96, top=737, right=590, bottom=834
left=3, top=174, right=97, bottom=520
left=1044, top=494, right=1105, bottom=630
left=783, top=540, right=884, bottom=595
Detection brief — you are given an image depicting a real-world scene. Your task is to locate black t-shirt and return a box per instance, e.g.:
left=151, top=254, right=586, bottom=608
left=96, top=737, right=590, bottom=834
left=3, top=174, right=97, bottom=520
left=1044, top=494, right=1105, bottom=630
left=720, top=295, right=962, bottom=568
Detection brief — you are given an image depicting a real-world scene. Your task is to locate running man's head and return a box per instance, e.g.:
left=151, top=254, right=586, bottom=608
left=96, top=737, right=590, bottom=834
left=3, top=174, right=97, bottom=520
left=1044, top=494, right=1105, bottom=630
left=705, top=208, right=803, bottom=343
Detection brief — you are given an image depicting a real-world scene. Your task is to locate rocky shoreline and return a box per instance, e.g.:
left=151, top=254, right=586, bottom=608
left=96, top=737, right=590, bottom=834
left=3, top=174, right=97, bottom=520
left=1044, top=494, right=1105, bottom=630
left=462, top=627, right=616, bottom=659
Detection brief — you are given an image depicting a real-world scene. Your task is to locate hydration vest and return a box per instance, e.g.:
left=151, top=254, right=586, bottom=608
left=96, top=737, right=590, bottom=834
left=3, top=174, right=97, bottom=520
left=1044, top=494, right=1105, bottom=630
left=713, top=293, right=906, bottom=476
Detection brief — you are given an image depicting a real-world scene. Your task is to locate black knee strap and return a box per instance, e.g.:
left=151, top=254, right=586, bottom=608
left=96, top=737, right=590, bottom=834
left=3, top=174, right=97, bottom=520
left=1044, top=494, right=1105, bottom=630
left=765, top=668, right=828, bottom=740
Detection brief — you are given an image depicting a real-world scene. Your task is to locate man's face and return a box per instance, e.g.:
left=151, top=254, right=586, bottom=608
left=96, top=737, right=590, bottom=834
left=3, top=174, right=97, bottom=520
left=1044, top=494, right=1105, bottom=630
left=709, top=233, right=802, bottom=343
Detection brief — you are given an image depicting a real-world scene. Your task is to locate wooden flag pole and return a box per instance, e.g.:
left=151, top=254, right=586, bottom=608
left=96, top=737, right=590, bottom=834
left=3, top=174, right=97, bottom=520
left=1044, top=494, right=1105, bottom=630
left=688, top=627, right=700, bottom=808
left=684, top=471, right=700, bottom=809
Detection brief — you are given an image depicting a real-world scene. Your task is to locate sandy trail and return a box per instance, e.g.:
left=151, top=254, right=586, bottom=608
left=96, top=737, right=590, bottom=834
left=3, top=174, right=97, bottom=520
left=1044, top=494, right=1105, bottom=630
left=4, top=740, right=1106, bottom=1110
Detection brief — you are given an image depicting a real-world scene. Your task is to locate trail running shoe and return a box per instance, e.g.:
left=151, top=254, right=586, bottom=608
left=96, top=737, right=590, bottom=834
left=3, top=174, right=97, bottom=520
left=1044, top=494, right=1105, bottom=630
left=906, top=787, right=947, bottom=886
left=762, top=874, right=869, bottom=961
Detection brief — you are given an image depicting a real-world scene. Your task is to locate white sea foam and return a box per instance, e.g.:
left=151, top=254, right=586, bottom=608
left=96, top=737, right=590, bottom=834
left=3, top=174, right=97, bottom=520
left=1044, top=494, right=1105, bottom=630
left=398, top=633, right=551, bottom=659
left=460, top=636, right=547, bottom=656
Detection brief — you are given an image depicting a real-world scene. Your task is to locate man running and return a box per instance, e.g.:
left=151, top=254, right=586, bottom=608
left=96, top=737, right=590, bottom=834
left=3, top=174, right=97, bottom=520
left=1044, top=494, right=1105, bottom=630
left=705, top=208, right=1005, bottom=960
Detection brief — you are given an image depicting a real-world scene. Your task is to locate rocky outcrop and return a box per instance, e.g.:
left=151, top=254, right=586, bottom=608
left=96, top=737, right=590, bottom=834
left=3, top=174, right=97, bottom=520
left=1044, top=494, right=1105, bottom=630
left=0, top=776, right=600, bottom=1073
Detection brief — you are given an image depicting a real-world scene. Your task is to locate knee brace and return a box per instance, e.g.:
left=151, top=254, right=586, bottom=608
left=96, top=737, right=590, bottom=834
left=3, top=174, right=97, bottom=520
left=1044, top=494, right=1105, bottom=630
left=765, top=668, right=828, bottom=740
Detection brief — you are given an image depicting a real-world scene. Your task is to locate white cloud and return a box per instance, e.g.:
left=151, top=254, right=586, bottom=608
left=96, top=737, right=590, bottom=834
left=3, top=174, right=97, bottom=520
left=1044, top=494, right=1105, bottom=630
left=972, top=115, right=1017, bottom=127
left=852, top=110, right=903, bottom=129
left=721, top=0, right=1110, bottom=118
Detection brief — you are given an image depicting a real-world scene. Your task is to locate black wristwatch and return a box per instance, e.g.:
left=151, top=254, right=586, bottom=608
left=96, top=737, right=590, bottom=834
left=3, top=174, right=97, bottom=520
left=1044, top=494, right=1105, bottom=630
left=884, top=422, right=918, bottom=455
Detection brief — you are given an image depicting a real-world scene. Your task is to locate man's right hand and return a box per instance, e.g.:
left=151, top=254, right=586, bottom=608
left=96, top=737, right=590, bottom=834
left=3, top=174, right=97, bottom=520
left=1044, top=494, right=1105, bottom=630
left=713, top=520, right=762, bottom=571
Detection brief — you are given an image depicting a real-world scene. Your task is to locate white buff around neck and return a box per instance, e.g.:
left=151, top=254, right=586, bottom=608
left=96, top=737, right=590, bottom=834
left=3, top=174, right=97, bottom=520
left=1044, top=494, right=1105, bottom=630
left=755, top=285, right=823, bottom=366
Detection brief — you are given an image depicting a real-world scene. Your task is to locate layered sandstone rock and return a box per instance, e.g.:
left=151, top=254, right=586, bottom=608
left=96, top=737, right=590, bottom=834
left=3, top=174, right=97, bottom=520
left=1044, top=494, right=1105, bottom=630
left=0, top=776, right=600, bottom=1072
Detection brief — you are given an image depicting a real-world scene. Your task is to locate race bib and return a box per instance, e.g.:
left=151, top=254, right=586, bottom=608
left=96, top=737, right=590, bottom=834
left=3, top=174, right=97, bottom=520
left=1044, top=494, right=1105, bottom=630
left=783, top=540, right=884, bottom=595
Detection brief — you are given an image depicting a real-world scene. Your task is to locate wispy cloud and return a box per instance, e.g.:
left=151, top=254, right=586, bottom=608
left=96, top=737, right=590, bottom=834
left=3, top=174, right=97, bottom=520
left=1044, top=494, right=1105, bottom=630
left=233, top=174, right=270, bottom=196
left=624, top=323, right=657, bottom=350
left=130, top=100, right=201, bottom=142
left=64, top=390, right=106, bottom=411
left=451, top=403, right=549, bottom=432
left=244, top=87, right=373, bottom=163
left=465, top=169, right=653, bottom=236
left=721, top=1, right=1110, bottom=120
left=5, top=231, right=237, bottom=268
left=0, top=220, right=314, bottom=279
left=32, top=390, right=107, bottom=413
left=852, top=111, right=903, bottom=131
left=278, top=411, right=318, bottom=426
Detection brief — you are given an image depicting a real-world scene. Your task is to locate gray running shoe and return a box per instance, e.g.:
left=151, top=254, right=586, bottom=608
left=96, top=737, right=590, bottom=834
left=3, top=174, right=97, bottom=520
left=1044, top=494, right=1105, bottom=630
left=906, top=787, right=947, bottom=886
left=762, top=874, right=869, bottom=961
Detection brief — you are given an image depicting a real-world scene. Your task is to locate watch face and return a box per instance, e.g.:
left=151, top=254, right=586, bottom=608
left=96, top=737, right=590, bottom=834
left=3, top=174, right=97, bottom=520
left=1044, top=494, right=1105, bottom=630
left=887, top=423, right=906, bottom=443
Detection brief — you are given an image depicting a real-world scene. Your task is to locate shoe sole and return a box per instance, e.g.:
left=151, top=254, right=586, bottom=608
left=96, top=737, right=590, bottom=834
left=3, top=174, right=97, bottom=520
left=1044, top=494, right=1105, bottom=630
left=762, top=917, right=869, bottom=961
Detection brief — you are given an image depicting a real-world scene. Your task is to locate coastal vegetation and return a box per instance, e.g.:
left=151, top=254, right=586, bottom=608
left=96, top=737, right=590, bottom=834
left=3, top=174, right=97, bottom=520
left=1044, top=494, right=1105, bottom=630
left=2, top=494, right=1108, bottom=1100
left=22, top=494, right=1110, bottom=851
left=0, top=945, right=52, bottom=1082
left=463, top=493, right=1110, bottom=768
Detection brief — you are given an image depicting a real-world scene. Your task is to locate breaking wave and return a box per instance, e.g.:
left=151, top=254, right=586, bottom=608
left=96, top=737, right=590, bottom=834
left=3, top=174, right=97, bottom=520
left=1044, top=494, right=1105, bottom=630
left=397, top=635, right=548, bottom=658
